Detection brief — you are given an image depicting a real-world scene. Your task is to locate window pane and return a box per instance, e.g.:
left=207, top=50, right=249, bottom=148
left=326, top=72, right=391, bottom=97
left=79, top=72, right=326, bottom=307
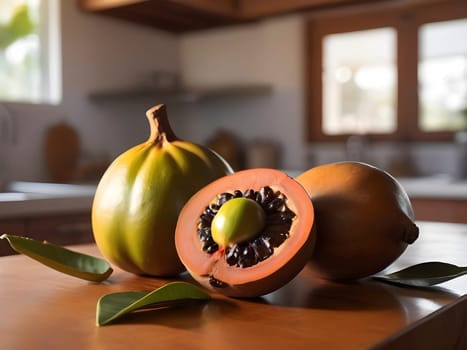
left=322, top=28, right=396, bottom=135
left=419, top=19, right=467, bottom=132
left=0, top=0, right=61, bottom=104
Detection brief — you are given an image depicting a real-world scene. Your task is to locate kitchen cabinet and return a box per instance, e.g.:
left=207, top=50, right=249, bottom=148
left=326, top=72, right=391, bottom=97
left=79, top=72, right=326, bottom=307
left=0, top=211, right=94, bottom=256
left=78, top=0, right=382, bottom=33
left=397, top=177, right=467, bottom=224
left=0, top=219, right=26, bottom=256
left=411, top=198, right=467, bottom=224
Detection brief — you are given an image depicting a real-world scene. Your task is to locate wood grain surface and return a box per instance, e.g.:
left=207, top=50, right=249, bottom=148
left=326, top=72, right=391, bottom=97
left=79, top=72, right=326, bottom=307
left=0, top=221, right=466, bottom=350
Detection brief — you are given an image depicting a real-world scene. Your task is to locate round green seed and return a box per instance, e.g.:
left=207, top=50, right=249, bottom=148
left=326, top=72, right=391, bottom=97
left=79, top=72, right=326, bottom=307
left=211, top=197, right=266, bottom=247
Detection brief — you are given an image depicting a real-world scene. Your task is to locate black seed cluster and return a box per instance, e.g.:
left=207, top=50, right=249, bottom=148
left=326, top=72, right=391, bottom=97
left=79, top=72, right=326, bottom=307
left=209, top=275, right=228, bottom=289
left=197, top=186, right=296, bottom=268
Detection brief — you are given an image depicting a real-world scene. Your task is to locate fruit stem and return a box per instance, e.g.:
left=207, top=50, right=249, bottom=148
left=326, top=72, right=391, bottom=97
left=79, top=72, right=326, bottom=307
left=146, top=104, right=178, bottom=143
left=403, top=221, right=419, bottom=244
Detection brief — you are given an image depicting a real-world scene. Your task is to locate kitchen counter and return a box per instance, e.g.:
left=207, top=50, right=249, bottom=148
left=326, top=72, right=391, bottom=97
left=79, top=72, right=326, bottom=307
left=1, top=174, right=467, bottom=203
left=396, top=176, right=467, bottom=224
left=0, top=181, right=96, bottom=218
left=397, top=175, right=467, bottom=200
left=0, top=221, right=465, bottom=350
left=286, top=170, right=467, bottom=200
left=2, top=175, right=467, bottom=220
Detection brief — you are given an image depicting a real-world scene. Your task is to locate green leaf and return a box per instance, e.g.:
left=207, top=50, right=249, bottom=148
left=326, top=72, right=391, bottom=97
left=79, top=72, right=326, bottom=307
left=8, top=4, right=35, bottom=40
left=0, top=234, right=113, bottom=282
left=96, top=281, right=211, bottom=326
left=373, top=261, right=467, bottom=287
left=0, top=4, right=35, bottom=50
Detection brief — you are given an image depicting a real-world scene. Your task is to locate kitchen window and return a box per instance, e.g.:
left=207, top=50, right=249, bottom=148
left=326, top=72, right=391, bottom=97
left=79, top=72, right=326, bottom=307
left=419, top=18, right=467, bottom=132
left=0, top=0, right=61, bottom=104
left=321, top=27, right=397, bottom=136
left=306, top=0, right=467, bottom=142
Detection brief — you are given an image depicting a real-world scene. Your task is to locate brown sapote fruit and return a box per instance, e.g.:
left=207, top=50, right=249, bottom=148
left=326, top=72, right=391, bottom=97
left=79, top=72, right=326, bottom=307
left=175, top=168, right=316, bottom=298
left=295, top=161, right=419, bottom=281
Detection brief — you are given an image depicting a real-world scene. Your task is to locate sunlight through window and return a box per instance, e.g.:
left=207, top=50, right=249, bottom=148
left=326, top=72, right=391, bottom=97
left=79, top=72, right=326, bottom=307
left=419, top=18, right=467, bottom=132
left=322, top=28, right=396, bottom=135
left=0, top=0, right=61, bottom=104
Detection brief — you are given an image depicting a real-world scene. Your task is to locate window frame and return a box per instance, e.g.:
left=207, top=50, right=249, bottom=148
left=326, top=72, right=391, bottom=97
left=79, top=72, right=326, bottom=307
left=305, top=0, right=467, bottom=143
left=39, top=0, right=61, bottom=105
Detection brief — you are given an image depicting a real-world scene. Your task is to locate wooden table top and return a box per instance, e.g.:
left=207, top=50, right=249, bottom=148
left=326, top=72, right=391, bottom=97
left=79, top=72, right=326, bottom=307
left=1, top=221, right=466, bottom=350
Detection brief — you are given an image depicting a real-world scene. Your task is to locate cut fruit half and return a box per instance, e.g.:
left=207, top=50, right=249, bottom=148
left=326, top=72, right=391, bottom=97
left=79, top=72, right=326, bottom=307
left=175, top=168, right=316, bottom=298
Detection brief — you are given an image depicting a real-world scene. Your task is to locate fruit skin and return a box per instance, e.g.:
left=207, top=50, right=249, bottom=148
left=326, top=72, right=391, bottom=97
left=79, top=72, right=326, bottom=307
left=175, top=168, right=316, bottom=298
left=295, top=161, right=419, bottom=281
left=92, top=104, right=233, bottom=277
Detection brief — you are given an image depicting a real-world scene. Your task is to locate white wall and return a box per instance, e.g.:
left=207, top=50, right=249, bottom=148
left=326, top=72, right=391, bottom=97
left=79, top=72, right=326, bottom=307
left=3, top=1, right=178, bottom=182
left=171, top=15, right=307, bottom=171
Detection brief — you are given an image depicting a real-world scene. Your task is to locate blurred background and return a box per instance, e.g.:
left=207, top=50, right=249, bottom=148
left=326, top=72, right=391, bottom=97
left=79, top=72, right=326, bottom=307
left=0, top=0, right=466, bottom=228
left=1, top=0, right=466, bottom=180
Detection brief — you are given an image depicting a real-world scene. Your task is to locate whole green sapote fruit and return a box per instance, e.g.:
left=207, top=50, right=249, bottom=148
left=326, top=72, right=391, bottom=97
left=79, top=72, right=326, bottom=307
left=92, top=104, right=233, bottom=276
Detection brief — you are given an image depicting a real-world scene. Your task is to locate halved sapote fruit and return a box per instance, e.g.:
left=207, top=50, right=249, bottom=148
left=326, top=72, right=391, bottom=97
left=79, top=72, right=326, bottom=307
left=175, top=168, right=316, bottom=298
left=296, top=161, right=419, bottom=281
